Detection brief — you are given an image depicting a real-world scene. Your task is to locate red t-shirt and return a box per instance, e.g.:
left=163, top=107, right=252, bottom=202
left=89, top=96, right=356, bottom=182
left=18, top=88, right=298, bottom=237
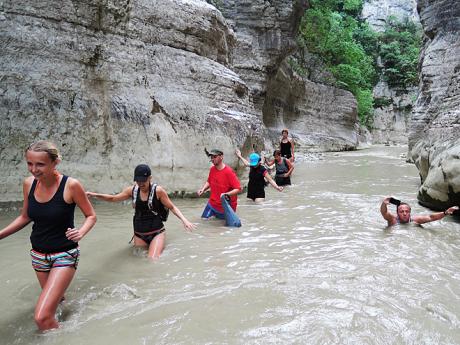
left=207, top=165, right=241, bottom=212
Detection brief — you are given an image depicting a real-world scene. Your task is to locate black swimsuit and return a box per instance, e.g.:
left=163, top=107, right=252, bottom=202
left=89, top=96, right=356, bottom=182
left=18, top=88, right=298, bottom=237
left=280, top=140, right=292, bottom=159
left=133, top=187, right=164, bottom=244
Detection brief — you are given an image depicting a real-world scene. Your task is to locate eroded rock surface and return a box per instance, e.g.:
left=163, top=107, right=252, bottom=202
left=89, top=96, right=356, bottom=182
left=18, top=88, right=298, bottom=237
left=408, top=0, right=460, bottom=209
left=0, top=0, right=262, bottom=201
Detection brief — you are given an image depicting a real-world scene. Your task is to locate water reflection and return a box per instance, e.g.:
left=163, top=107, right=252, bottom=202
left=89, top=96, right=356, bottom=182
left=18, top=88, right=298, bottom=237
left=0, top=146, right=459, bottom=344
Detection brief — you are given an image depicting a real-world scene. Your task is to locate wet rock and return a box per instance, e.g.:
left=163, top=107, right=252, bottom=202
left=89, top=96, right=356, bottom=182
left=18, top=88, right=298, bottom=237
left=0, top=0, right=262, bottom=201
left=408, top=0, right=460, bottom=209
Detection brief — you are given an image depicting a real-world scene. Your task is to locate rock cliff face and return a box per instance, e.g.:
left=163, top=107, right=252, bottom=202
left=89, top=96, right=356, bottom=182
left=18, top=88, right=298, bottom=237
left=362, top=0, right=419, bottom=32
left=0, top=0, right=361, bottom=202
left=372, top=81, right=416, bottom=144
left=362, top=0, right=420, bottom=144
left=217, top=0, right=358, bottom=151
left=0, top=0, right=262, bottom=201
left=408, top=0, right=460, bottom=209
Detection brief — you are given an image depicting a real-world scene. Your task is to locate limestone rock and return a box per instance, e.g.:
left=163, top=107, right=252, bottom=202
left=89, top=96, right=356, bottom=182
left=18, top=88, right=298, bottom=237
left=372, top=81, right=417, bottom=145
left=362, top=0, right=419, bottom=32
left=408, top=0, right=460, bottom=209
left=218, top=0, right=358, bottom=152
left=0, top=0, right=261, bottom=201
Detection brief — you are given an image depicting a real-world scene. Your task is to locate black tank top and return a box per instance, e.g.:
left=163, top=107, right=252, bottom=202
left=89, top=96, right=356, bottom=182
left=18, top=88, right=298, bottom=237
left=247, top=166, right=266, bottom=199
left=275, top=158, right=289, bottom=175
left=280, top=140, right=292, bottom=158
left=133, top=187, right=164, bottom=233
left=28, top=176, right=77, bottom=253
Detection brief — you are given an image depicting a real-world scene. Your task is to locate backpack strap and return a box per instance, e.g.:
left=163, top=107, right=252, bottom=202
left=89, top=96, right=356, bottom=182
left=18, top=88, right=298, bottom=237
left=132, top=185, right=139, bottom=208
left=148, top=183, right=159, bottom=215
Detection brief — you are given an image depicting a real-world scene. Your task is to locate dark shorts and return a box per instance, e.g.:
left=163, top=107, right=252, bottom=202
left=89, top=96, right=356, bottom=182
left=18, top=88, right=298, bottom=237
left=134, top=228, right=165, bottom=245
left=201, top=203, right=225, bottom=219
left=275, top=175, right=291, bottom=186
left=31, top=247, right=80, bottom=272
left=247, top=189, right=265, bottom=201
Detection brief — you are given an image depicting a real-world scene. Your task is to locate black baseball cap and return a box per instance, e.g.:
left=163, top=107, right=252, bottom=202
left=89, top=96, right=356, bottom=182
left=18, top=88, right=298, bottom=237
left=134, top=164, right=151, bottom=182
left=208, top=149, right=223, bottom=156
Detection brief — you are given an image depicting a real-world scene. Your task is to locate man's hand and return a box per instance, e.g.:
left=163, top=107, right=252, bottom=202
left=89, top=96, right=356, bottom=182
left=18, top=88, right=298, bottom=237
left=445, top=206, right=459, bottom=215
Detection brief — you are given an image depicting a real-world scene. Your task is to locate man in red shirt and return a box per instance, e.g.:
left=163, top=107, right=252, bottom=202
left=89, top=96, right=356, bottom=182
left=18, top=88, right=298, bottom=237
left=197, top=149, right=241, bottom=219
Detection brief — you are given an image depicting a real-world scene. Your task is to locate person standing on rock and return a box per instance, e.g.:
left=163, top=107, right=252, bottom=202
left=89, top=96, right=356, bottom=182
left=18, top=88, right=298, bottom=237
left=235, top=149, right=283, bottom=202
left=280, top=129, right=295, bottom=162
left=265, top=149, right=294, bottom=186
left=380, top=196, right=459, bottom=226
left=87, top=164, right=195, bottom=259
left=0, top=140, right=97, bottom=331
left=197, top=149, right=242, bottom=220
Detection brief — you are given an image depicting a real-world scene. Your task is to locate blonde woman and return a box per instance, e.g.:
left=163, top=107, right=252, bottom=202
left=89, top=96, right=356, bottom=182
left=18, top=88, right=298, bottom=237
left=0, top=141, right=96, bottom=331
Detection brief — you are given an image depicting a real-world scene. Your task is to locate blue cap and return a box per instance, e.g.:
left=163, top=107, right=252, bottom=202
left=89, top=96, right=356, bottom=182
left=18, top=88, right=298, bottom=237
left=249, top=153, right=260, bottom=166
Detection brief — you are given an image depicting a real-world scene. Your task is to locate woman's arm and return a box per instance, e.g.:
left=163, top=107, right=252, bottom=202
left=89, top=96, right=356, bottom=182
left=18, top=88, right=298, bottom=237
left=264, top=172, right=283, bottom=192
left=66, top=178, right=97, bottom=242
left=290, top=138, right=295, bottom=161
left=265, top=158, right=275, bottom=167
left=86, top=186, right=133, bottom=202
left=284, top=159, right=294, bottom=177
left=157, top=186, right=195, bottom=232
left=235, top=149, right=250, bottom=167
left=0, top=178, right=33, bottom=240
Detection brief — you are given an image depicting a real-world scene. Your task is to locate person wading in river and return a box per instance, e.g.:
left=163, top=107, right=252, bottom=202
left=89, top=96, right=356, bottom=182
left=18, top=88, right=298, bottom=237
left=197, top=149, right=242, bottom=220
left=0, top=141, right=97, bottom=331
left=380, top=196, right=459, bottom=226
left=265, top=149, right=294, bottom=186
left=87, top=164, right=195, bottom=259
left=280, top=129, right=295, bottom=162
left=235, top=149, right=283, bottom=202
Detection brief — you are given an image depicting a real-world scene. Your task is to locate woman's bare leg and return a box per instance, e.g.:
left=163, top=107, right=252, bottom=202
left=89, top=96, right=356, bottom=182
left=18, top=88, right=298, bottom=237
left=34, top=267, right=76, bottom=331
left=148, top=232, right=165, bottom=259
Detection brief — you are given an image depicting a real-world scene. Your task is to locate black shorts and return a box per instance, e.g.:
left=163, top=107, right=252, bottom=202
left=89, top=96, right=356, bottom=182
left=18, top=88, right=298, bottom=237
left=275, top=175, right=291, bottom=186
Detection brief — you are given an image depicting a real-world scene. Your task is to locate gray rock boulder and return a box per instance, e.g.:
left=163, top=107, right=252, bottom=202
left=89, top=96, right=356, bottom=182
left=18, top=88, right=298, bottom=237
left=408, top=0, right=460, bottom=209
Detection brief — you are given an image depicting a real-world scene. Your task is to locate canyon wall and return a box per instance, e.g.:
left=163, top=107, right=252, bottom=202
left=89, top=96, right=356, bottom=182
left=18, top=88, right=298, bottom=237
left=0, top=0, right=262, bottom=201
left=408, top=0, right=460, bottom=209
left=215, top=0, right=359, bottom=152
left=0, top=0, right=361, bottom=202
left=362, top=0, right=420, bottom=144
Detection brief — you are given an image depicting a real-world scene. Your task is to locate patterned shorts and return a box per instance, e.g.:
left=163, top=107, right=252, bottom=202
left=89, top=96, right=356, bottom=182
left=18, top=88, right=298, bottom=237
left=30, top=247, right=80, bottom=272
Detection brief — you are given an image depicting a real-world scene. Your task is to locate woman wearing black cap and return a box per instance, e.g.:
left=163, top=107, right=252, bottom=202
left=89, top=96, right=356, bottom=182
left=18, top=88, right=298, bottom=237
left=87, top=164, right=195, bottom=258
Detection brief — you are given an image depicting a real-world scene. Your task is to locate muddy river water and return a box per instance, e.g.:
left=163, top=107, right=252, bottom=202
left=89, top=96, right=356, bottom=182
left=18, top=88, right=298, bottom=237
left=1, top=145, right=459, bottom=344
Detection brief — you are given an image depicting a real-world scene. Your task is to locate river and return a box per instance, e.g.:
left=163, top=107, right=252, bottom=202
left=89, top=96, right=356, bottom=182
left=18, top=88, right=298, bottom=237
left=0, top=145, right=459, bottom=344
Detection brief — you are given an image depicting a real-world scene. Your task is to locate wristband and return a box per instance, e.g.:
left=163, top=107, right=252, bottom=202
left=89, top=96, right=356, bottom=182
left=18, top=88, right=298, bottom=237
left=444, top=210, right=448, bottom=215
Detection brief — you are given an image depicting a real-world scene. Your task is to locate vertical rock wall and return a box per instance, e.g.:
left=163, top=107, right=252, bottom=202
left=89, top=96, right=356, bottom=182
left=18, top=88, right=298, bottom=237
left=408, top=0, right=460, bottom=209
left=362, top=0, right=420, bottom=145
left=218, top=0, right=359, bottom=152
left=0, top=0, right=262, bottom=201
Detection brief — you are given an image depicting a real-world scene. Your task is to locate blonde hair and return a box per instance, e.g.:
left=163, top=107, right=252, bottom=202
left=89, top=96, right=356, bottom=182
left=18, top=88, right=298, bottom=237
left=26, top=140, right=61, bottom=162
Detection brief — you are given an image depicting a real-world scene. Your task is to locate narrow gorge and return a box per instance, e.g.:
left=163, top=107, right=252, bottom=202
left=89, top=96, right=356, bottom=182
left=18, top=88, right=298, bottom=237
left=0, top=0, right=459, bottom=210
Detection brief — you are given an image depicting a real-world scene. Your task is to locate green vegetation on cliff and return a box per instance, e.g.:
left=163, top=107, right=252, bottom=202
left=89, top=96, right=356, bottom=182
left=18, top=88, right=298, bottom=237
left=297, top=0, right=421, bottom=127
left=379, top=16, right=422, bottom=88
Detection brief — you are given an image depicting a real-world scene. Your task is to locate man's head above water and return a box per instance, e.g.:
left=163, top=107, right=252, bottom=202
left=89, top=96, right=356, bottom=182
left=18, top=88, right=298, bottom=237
left=380, top=196, right=458, bottom=227
left=396, top=203, right=411, bottom=223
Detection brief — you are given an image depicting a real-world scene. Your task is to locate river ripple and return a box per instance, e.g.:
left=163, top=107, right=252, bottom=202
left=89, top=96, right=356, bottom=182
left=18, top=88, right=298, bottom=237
left=0, top=145, right=459, bottom=344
